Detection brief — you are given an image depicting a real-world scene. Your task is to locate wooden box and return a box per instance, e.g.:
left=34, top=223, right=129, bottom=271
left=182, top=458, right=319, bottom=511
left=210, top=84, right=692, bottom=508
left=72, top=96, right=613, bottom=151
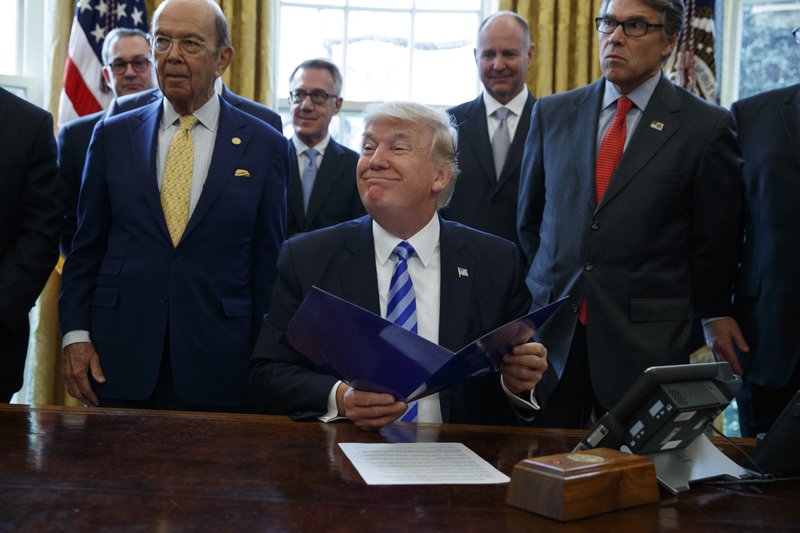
left=506, top=447, right=659, bottom=521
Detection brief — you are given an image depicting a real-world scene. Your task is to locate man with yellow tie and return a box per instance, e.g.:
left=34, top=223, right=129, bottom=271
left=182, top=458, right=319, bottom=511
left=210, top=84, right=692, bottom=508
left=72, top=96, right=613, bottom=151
left=59, top=0, right=288, bottom=411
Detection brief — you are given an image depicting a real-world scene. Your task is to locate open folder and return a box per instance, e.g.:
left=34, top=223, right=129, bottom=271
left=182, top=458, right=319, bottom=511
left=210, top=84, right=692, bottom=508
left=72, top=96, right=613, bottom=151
left=285, top=287, right=566, bottom=402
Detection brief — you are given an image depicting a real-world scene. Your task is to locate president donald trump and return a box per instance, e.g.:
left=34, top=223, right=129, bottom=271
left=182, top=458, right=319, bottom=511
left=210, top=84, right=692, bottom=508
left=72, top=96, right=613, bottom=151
left=60, top=0, right=288, bottom=411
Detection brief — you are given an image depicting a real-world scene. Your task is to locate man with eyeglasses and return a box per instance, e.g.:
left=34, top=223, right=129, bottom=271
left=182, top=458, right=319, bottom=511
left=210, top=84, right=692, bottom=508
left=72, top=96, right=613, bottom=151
left=57, top=28, right=157, bottom=255
left=442, top=11, right=536, bottom=246
left=286, top=58, right=364, bottom=237
left=60, top=0, right=288, bottom=412
left=729, top=26, right=800, bottom=437
left=517, top=0, right=743, bottom=428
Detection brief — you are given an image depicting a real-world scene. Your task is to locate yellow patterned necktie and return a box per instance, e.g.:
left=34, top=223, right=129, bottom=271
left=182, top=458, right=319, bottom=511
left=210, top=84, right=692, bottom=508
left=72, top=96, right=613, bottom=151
left=161, top=114, right=199, bottom=246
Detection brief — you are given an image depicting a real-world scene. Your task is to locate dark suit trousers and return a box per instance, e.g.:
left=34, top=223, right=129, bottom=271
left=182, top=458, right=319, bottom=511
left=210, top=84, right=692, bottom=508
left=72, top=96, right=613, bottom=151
left=0, top=321, right=29, bottom=402
left=532, top=323, right=606, bottom=429
left=737, top=360, right=800, bottom=437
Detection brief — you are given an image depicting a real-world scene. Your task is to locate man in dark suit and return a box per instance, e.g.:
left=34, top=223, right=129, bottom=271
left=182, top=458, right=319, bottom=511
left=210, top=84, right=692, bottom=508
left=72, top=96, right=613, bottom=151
left=58, top=27, right=157, bottom=255
left=250, top=102, right=548, bottom=430
left=517, top=0, right=744, bottom=428
left=732, top=81, right=800, bottom=436
left=286, top=58, right=363, bottom=237
left=59, top=0, right=288, bottom=411
left=0, top=89, right=61, bottom=402
left=442, top=12, right=535, bottom=245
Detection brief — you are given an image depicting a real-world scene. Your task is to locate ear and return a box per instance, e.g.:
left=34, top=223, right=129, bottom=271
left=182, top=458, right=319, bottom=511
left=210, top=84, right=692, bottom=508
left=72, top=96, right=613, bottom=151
left=661, top=32, right=679, bottom=60
left=102, top=66, right=112, bottom=87
left=432, top=167, right=451, bottom=194
left=215, top=45, right=234, bottom=77
left=333, top=96, right=343, bottom=115
left=473, top=47, right=479, bottom=66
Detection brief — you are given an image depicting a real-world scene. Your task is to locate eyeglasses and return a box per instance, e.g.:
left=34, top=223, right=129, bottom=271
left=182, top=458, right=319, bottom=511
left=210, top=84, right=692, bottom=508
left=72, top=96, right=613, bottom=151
left=595, top=16, right=664, bottom=37
left=794, top=27, right=800, bottom=45
left=108, top=57, right=152, bottom=75
left=288, top=90, right=338, bottom=105
left=152, top=35, right=223, bottom=55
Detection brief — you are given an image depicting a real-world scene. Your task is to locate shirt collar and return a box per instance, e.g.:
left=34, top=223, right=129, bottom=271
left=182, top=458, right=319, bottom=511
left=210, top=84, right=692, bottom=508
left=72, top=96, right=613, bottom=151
left=292, top=133, right=332, bottom=156
left=161, top=93, right=220, bottom=133
left=483, top=86, right=529, bottom=119
left=602, top=71, right=661, bottom=112
left=373, top=214, right=440, bottom=268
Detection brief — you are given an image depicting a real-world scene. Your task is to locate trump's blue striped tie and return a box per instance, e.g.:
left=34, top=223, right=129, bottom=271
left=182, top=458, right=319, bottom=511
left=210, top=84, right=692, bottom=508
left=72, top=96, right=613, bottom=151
left=387, top=241, right=419, bottom=422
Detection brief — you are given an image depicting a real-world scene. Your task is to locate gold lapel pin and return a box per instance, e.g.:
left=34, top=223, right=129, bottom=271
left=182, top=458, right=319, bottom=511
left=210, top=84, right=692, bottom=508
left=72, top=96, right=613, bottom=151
left=232, top=137, right=242, bottom=145
left=649, top=121, right=664, bottom=131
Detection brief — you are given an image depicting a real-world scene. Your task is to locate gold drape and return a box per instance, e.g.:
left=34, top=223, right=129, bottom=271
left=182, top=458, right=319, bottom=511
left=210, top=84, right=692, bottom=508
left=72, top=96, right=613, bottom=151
left=27, top=0, right=276, bottom=407
left=500, top=0, right=603, bottom=97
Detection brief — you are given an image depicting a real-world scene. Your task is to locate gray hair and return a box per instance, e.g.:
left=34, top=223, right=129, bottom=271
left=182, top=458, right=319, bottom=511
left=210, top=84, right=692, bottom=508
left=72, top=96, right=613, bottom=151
left=362, top=102, right=460, bottom=209
left=289, top=58, right=344, bottom=95
left=153, top=0, right=230, bottom=47
left=101, top=28, right=150, bottom=65
left=600, top=0, right=685, bottom=40
left=478, top=11, right=531, bottom=50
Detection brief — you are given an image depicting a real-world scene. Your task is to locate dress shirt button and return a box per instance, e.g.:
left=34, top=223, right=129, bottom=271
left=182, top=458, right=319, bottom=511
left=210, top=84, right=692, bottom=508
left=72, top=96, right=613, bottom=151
left=570, top=303, right=578, bottom=313
left=590, top=220, right=600, bottom=230
left=584, top=262, right=594, bottom=272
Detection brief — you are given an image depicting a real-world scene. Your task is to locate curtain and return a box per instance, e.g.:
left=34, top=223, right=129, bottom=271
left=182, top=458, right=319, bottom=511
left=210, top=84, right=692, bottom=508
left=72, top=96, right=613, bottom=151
left=499, top=0, right=603, bottom=97
left=24, top=0, right=276, bottom=407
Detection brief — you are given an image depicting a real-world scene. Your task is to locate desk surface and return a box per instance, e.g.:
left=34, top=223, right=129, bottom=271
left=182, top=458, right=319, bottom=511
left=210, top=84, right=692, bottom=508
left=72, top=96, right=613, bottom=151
left=0, top=404, right=795, bottom=531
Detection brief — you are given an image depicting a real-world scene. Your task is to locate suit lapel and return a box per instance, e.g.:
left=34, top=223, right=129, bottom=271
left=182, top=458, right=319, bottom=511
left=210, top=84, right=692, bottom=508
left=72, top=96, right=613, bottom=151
left=182, top=98, right=249, bottom=240
left=337, top=217, right=381, bottom=315
left=438, top=219, right=473, bottom=351
left=569, top=79, right=605, bottom=211
left=780, top=87, right=800, bottom=173
left=305, top=139, right=348, bottom=227
left=460, top=97, right=496, bottom=187
left=599, top=76, right=680, bottom=210
left=127, top=101, right=169, bottom=241
left=497, top=93, right=535, bottom=187
left=286, top=143, right=306, bottom=229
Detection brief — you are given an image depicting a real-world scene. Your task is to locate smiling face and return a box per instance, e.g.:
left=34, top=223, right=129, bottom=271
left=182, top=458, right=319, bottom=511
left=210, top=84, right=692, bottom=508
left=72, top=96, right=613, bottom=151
left=474, top=14, right=533, bottom=105
left=357, top=118, right=450, bottom=238
left=290, top=67, right=342, bottom=148
left=599, top=0, right=677, bottom=94
left=152, top=0, right=233, bottom=114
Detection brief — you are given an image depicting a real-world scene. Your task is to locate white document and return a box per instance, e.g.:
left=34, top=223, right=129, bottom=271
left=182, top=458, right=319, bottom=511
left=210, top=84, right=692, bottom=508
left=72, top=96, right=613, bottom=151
left=338, top=442, right=510, bottom=485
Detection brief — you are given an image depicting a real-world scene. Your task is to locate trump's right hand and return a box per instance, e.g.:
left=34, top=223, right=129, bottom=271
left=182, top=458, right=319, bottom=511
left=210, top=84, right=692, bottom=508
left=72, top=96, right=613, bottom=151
left=63, top=341, right=106, bottom=407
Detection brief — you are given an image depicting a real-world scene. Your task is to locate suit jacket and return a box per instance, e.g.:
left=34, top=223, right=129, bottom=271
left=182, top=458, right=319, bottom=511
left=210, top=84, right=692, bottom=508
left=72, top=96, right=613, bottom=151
left=110, top=86, right=283, bottom=132
left=518, top=76, right=742, bottom=409
left=57, top=109, right=105, bottom=255
left=59, top=96, right=289, bottom=406
left=0, top=88, right=61, bottom=400
left=249, top=216, right=532, bottom=425
left=442, top=93, right=535, bottom=245
left=287, top=139, right=363, bottom=236
left=732, top=84, right=800, bottom=389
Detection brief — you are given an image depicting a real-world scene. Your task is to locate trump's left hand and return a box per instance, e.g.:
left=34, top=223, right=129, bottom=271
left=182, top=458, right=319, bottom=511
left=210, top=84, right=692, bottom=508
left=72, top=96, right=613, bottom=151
left=500, top=342, right=548, bottom=394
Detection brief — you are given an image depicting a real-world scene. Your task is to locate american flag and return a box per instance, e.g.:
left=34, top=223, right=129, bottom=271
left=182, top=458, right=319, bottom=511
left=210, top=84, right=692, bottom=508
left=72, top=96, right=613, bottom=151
left=57, top=0, right=148, bottom=126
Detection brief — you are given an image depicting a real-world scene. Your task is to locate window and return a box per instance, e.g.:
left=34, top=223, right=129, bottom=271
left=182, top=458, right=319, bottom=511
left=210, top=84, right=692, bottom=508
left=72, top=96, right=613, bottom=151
left=720, top=0, right=800, bottom=105
left=0, top=0, right=45, bottom=106
left=274, top=0, right=495, bottom=149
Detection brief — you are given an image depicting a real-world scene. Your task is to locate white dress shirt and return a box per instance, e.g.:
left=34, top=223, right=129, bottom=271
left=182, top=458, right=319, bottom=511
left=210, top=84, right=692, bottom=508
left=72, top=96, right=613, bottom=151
left=483, top=87, right=530, bottom=142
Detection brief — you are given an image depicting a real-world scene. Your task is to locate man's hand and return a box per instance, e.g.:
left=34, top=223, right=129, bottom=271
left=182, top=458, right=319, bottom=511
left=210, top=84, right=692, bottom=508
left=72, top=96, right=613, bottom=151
left=62, top=342, right=106, bottom=406
left=336, top=383, right=407, bottom=431
left=703, top=317, right=749, bottom=376
left=500, top=341, right=548, bottom=394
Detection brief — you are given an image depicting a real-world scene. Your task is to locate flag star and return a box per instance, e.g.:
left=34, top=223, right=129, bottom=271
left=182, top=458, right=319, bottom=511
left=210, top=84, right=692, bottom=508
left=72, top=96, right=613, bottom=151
left=90, top=23, right=106, bottom=43
left=95, top=0, right=109, bottom=16
left=78, top=0, right=92, bottom=14
left=116, top=2, right=127, bottom=20
left=131, top=6, right=144, bottom=26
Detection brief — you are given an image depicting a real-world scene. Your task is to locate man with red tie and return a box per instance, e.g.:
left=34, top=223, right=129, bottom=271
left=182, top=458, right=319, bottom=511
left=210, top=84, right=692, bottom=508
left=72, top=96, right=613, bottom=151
left=517, top=0, right=744, bottom=428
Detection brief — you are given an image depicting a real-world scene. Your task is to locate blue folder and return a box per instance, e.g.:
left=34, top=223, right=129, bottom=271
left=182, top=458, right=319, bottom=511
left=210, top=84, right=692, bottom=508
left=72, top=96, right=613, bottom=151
left=286, top=286, right=566, bottom=402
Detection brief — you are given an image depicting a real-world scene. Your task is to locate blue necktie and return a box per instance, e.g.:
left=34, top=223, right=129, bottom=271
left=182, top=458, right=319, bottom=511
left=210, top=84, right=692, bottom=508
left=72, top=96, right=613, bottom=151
left=301, top=148, right=318, bottom=214
left=387, top=241, right=419, bottom=422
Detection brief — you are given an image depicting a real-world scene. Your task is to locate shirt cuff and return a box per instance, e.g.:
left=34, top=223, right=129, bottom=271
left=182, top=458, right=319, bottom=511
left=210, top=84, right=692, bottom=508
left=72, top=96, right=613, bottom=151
left=701, top=316, right=727, bottom=326
left=63, top=330, right=91, bottom=348
left=319, top=380, right=345, bottom=423
left=501, top=375, right=540, bottom=421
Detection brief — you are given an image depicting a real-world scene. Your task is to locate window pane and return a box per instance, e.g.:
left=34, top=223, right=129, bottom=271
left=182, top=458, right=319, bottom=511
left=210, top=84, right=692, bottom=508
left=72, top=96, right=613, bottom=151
left=283, top=0, right=344, bottom=5
left=0, top=0, right=18, bottom=75
left=411, top=12, right=479, bottom=105
left=345, top=10, right=412, bottom=101
left=348, top=0, right=412, bottom=8
left=414, top=0, right=481, bottom=10
left=738, top=0, right=800, bottom=98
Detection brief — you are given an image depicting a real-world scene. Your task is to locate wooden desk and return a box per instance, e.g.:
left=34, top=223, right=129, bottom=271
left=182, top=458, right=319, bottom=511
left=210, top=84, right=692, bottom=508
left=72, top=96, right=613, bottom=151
left=0, top=404, right=795, bottom=531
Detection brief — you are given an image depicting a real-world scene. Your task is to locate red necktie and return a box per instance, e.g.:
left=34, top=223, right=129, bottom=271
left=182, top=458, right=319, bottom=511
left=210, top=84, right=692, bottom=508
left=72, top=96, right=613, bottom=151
left=579, top=96, right=634, bottom=325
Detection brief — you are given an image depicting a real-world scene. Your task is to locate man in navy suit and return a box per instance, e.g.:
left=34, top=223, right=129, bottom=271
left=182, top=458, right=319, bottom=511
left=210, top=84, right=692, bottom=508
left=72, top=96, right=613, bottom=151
left=517, top=0, right=744, bottom=428
left=442, top=12, right=535, bottom=245
left=732, top=79, right=800, bottom=436
left=57, top=28, right=157, bottom=255
left=60, top=0, right=288, bottom=411
left=0, top=89, right=60, bottom=401
left=286, top=58, right=363, bottom=237
left=250, top=102, right=548, bottom=430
